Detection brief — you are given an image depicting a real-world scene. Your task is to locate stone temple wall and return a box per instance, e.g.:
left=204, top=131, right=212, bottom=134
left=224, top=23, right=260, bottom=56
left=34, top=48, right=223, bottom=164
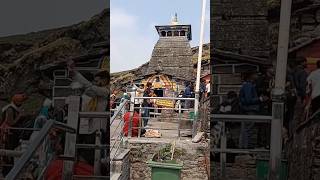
left=211, top=0, right=270, bottom=58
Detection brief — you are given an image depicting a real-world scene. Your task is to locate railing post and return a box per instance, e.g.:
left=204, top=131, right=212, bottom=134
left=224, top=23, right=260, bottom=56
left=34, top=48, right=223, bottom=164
left=270, top=101, right=284, bottom=180
left=220, top=121, right=227, bottom=178
left=128, top=100, right=134, bottom=138
left=138, top=103, right=142, bottom=138
left=178, top=102, right=181, bottom=138
left=269, top=0, right=292, bottom=178
left=94, top=130, right=102, bottom=175
left=192, top=97, right=198, bottom=138
left=62, top=96, right=80, bottom=180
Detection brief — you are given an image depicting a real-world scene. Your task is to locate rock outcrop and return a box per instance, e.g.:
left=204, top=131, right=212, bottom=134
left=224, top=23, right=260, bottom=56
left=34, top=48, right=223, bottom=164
left=0, top=9, right=109, bottom=115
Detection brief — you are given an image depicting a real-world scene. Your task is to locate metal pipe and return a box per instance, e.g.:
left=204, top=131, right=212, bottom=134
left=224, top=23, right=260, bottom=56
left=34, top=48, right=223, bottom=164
left=213, top=148, right=270, bottom=154
left=193, top=0, right=207, bottom=138
left=110, top=99, right=128, bottom=125
left=75, top=144, right=108, bottom=149
left=211, top=114, right=272, bottom=121
left=53, top=121, right=77, bottom=133
left=211, top=118, right=271, bottom=123
left=133, top=107, right=192, bottom=111
left=135, top=117, right=194, bottom=120
left=73, top=175, right=109, bottom=179
left=270, top=0, right=292, bottom=179
left=0, top=149, right=24, bottom=157
left=0, top=127, right=41, bottom=131
left=134, top=97, right=195, bottom=101
left=79, top=112, right=110, bottom=118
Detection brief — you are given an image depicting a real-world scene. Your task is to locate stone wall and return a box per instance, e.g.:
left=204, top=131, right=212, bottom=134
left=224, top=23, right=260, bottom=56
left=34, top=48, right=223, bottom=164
left=212, top=155, right=258, bottom=180
left=127, top=139, right=209, bottom=180
left=211, top=0, right=270, bottom=58
left=287, top=112, right=320, bottom=180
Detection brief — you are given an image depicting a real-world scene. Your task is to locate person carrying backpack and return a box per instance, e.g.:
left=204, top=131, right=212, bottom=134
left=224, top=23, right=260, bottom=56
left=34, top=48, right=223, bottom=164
left=0, top=93, right=28, bottom=176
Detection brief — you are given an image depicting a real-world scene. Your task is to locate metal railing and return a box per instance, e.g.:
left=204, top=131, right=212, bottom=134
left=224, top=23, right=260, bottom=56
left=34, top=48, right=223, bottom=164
left=4, top=120, right=75, bottom=180
left=211, top=114, right=272, bottom=178
left=110, top=99, right=128, bottom=162
left=128, top=96, right=196, bottom=138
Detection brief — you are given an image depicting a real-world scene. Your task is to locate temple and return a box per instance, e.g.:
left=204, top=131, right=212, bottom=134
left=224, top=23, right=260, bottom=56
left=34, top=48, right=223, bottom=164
left=137, top=14, right=194, bottom=96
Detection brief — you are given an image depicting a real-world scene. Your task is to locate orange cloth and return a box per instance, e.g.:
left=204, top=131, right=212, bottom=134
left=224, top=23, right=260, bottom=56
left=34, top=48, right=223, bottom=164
left=45, top=159, right=93, bottom=180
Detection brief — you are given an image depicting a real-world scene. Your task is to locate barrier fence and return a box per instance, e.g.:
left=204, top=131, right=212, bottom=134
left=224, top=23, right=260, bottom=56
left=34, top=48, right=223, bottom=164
left=128, top=96, right=196, bottom=138
left=2, top=120, right=75, bottom=180
left=211, top=114, right=272, bottom=178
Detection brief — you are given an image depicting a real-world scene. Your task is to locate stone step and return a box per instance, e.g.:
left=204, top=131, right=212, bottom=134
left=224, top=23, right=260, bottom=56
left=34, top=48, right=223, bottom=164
left=110, top=149, right=130, bottom=180
left=110, top=160, right=123, bottom=174
left=110, top=149, right=130, bottom=173
left=110, top=173, right=121, bottom=180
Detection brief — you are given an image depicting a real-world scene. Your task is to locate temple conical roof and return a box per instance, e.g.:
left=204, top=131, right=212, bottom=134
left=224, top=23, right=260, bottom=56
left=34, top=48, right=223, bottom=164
left=146, top=36, right=194, bottom=81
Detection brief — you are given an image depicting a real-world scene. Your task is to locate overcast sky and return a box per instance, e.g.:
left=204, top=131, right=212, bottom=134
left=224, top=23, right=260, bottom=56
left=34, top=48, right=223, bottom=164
left=110, top=0, right=210, bottom=73
left=0, top=0, right=108, bottom=37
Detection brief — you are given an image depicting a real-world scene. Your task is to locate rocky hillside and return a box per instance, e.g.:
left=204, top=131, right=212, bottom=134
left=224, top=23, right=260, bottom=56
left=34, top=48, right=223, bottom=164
left=0, top=9, right=109, bottom=114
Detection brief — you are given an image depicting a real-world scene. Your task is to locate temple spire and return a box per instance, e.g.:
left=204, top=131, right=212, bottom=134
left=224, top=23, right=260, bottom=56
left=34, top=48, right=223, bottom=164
left=171, top=13, right=178, bottom=25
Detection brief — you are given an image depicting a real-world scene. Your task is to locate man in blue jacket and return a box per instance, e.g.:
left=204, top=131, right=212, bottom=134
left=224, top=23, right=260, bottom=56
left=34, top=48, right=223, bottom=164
left=184, top=82, right=192, bottom=109
left=294, top=57, right=308, bottom=103
left=239, top=72, right=268, bottom=149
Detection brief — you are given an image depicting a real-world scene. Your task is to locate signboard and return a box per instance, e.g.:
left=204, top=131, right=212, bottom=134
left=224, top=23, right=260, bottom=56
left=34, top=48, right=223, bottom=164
left=155, top=99, right=175, bottom=108
left=218, top=85, right=242, bottom=95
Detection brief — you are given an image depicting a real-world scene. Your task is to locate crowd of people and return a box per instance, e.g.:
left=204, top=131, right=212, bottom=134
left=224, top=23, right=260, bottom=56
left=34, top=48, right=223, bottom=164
left=110, top=79, right=211, bottom=137
left=0, top=60, right=110, bottom=178
left=215, top=58, right=320, bottom=149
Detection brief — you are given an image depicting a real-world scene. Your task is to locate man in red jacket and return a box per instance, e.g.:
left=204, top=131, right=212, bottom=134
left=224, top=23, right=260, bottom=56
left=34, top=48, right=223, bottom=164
left=123, top=109, right=142, bottom=137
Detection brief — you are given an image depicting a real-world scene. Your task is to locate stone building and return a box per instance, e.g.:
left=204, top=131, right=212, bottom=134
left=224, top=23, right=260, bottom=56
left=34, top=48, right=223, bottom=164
left=134, top=14, right=194, bottom=95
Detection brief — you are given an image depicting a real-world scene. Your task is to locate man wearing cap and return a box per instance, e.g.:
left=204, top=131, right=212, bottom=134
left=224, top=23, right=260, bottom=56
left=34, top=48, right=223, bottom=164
left=131, top=81, right=145, bottom=108
left=68, top=60, right=109, bottom=175
left=1, top=93, right=28, bottom=176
